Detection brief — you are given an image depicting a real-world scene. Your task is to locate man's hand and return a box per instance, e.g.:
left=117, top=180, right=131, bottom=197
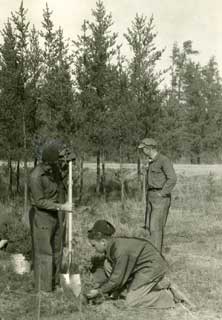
left=59, top=201, right=73, bottom=212
left=86, top=289, right=100, bottom=299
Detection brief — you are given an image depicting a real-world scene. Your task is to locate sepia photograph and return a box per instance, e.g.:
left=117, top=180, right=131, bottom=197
left=0, top=0, right=222, bottom=319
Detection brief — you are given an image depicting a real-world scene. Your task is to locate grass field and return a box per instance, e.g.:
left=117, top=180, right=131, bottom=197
left=0, top=165, right=222, bottom=320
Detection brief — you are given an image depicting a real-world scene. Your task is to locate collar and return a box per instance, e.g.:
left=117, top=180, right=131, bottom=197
left=105, top=238, right=115, bottom=258
left=40, top=162, right=53, bottom=175
left=149, top=152, right=159, bottom=163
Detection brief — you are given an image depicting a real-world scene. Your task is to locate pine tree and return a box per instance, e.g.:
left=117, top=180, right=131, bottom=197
left=0, top=20, right=19, bottom=196
left=11, top=1, right=31, bottom=207
left=163, top=40, right=200, bottom=161
left=74, top=0, right=118, bottom=194
left=0, top=20, right=19, bottom=154
left=0, top=1, right=34, bottom=199
left=108, top=49, right=132, bottom=206
left=183, top=61, right=207, bottom=163
left=124, top=14, right=165, bottom=191
left=170, top=40, right=199, bottom=103
left=39, top=4, right=74, bottom=143
left=186, top=57, right=222, bottom=162
left=201, top=57, right=222, bottom=157
left=125, top=14, right=165, bottom=139
left=26, top=25, right=43, bottom=164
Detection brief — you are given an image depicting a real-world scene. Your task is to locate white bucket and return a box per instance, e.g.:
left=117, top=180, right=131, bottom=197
left=11, top=254, right=30, bottom=275
left=0, top=239, right=8, bottom=249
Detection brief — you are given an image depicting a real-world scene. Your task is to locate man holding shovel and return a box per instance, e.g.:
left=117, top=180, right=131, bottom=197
left=29, top=143, right=74, bottom=293
left=138, top=138, right=177, bottom=253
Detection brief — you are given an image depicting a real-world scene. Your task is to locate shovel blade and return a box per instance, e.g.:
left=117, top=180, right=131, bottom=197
left=60, top=273, right=81, bottom=298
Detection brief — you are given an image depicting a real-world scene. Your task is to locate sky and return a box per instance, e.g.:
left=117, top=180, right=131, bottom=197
left=0, top=0, right=222, bottom=83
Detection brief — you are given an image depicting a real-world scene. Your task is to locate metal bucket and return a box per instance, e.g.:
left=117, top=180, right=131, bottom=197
left=11, top=254, right=30, bottom=275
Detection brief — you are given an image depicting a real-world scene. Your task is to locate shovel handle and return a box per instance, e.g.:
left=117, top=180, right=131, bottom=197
left=68, top=160, right=73, bottom=267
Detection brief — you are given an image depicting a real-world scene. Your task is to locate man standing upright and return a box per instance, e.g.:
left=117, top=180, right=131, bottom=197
left=29, top=143, right=72, bottom=293
left=138, top=138, right=177, bottom=253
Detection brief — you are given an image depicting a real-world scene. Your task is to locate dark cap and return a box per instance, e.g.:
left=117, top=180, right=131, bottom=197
left=138, top=138, right=157, bottom=149
left=42, top=144, right=60, bottom=163
left=88, top=220, right=116, bottom=239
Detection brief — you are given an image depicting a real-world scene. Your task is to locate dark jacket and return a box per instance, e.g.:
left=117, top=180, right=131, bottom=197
left=100, top=237, right=169, bottom=294
left=29, top=163, right=66, bottom=213
left=148, top=153, right=177, bottom=196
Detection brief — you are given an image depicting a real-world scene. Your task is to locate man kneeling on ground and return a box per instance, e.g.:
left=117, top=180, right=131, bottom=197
left=86, top=220, right=191, bottom=308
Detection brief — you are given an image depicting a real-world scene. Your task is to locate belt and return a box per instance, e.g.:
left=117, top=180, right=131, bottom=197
left=148, top=188, right=162, bottom=192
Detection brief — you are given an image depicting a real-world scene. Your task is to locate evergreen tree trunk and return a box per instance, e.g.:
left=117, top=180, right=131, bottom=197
left=178, top=76, right=182, bottom=101
left=120, top=143, right=125, bottom=211
left=8, top=155, right=13, bottom=198
left=96, top=149, right=101, bottom=194
left=78, top=158, right=84, bottom=204
left=23, top=161, right=28, bottom=215
left=101, top=149, right=106, bottom=199
left=16, top=159, right=20, bottom=193
left=22, top=106, right=28, bottom=216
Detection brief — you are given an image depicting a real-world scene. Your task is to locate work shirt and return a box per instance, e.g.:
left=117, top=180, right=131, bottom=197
left=100, top=237, right=169, bottom=294
left=147, top=153, right=177, bottom=197
left=29, top=163, right=66, bottom=212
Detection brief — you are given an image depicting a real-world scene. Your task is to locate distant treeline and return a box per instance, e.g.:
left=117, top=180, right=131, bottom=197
left=1, top=0, right=222, bottom=195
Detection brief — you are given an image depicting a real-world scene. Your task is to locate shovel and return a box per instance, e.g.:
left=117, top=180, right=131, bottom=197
left=60, top=160, right=81, bottom=298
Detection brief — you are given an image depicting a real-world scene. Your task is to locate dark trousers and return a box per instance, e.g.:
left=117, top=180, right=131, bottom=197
left=148, top=191, right=171, bottom=252
left=92, top=260, right=175, bottom=308
left=30, top=208, right=63, bottom=292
